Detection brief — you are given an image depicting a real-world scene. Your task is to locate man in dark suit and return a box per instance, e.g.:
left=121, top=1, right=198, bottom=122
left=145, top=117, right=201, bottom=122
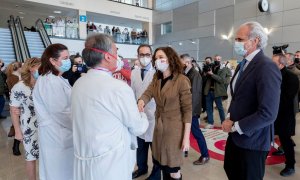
left=272, top=54, right=299, bottom=176
left=222, top=21, right=282, bottom=180
left=180, top=54, right=210, bottom=165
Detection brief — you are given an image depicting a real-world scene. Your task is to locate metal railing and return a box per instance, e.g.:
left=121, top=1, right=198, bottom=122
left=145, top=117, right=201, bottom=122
left=36, top=19, right=52, bottom=47
left=8, top=15, right=22, bottom=62
left=108, top=0, right=153, bottom=9
left=15, top=16, right=31, bottom=61
left=43, top=22, right=79, bottom=39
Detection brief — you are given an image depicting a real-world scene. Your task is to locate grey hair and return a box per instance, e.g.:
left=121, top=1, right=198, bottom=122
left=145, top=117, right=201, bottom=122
left=274, top=54, right=287, bottom=66
left=180, top=53, right=192, bottom=61
left=82, top=34, right=114, bottom=68
left=242, top=21, right=268, bottom=49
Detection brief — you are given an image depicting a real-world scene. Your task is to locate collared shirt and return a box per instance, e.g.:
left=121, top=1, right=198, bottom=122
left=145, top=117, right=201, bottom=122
left=229, top=49, right=261, bottom=134
left=184, top=66, right=192, bottom=75
left=141, top=63, right=151, bottom=76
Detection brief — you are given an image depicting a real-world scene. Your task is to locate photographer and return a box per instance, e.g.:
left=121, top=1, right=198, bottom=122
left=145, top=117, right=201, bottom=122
left=62, top=53, right=88, bottom=86
left=203, top=56, right=227, bottom=129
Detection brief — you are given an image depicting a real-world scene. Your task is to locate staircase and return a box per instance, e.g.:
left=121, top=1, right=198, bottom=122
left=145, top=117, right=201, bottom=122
left=24, top=31, right=45, bottom=58
left=0, top=28, right=16, bottom=65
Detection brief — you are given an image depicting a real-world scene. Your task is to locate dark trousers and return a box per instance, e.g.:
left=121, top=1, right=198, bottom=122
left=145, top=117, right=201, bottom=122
left=191, top=116, right=209, bottom=157
left=279, top=135, right=295, bottom=169
left=206, top=91, right=225, bottom=125
left=0, top=95, right=5, bottom=116
left=137, top=137, right=161, bottom=179
left=224, top=136, right=269, bottom=180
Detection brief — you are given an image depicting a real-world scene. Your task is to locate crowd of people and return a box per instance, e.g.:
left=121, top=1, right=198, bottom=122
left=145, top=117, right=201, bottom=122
left=87, top=21, right=148, bottom=44
left=0, top=21, right=299, bottom=180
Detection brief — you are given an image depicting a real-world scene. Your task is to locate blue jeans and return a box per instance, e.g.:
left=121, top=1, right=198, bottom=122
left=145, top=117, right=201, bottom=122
left=0, top=95, right=5, bottom=116
left=206, top=91, right=225, bottom=125
left=191, top=116, right=209, bottom=157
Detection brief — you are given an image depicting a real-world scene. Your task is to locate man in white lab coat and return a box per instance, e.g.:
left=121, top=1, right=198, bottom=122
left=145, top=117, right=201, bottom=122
left=131, top=44, right=161, bottom=180
left=72, top=34, right=149, bottom=180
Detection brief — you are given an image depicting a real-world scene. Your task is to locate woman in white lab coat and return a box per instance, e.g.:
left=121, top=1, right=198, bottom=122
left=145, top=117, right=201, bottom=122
left=33, top=43, right=73, bottom=180
left=72, top=34, right=149, bottom=180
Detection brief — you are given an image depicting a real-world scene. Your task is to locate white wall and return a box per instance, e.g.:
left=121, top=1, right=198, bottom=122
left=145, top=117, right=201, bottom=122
left=50, top=37, right=140, bottom=59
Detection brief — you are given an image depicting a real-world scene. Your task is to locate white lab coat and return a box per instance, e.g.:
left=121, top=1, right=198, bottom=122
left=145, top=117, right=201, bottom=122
left=72, top=69, right=149, bottom=180
left=131, top=66, right=156, bottom=142
left=33, top=73, right=73, bottom=180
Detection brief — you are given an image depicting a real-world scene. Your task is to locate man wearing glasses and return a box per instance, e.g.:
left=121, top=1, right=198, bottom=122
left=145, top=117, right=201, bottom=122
left=131, top=44, right=161, bottom=179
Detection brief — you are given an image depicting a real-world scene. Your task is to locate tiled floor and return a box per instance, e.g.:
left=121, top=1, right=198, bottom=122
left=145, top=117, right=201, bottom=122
left=0, top=104, right=300, bottom=180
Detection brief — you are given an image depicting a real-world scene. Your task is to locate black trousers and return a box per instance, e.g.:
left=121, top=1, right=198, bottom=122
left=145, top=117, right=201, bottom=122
left=137, top=137, right=161, bottom=179
left=224, top=136, right=269, bottom=180
left=279, top=135, right=296, bottom=169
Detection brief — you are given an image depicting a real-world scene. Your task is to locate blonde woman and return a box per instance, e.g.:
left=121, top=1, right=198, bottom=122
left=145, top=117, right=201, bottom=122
left=6, top=61, right=22, bottom=155
left=10, top=58, right=41, bottom=180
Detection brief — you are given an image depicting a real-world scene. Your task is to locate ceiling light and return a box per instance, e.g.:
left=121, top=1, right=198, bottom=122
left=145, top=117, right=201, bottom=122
left=54, top=11, right=62, bottom=14
left=19, top=11, right=25, bottom=14
left=221, top=34, right=229, bottom=40
left=179, top=42, right=183, bottom=46
left=264, top=28, right=271, bottom=35
left=49, top=15, right=55, bottom=18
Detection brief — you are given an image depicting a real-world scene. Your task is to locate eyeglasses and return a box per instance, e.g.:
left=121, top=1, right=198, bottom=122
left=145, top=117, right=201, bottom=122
left=138, top=53, right=151, bottom=58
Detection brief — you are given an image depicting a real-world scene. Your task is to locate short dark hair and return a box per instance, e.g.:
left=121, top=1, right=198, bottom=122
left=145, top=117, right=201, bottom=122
left=180, top=53, right=190, bottom=59
left=39, top=43, right=68, bottom=76
left=296, top=51, right=300, bottom=54
left=205, top=57, right=212, bottom=61
left=137, top=44, right=152, bottom=55
left=82, top=34, right=114, bottom=68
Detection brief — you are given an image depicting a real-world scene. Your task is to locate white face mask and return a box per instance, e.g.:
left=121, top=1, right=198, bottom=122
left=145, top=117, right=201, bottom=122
left=140, top=57, right=151, bottom=67
left=115, top=57, right=124, bottom=72
left=155, top=59, right=169, bottom=72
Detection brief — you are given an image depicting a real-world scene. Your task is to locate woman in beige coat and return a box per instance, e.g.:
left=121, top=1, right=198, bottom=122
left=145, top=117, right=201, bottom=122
left=138, top=47, right=192, bottom=180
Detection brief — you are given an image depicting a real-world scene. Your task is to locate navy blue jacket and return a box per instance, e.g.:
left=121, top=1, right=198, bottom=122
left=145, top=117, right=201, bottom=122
left=228, top=50, right=282, bottom=151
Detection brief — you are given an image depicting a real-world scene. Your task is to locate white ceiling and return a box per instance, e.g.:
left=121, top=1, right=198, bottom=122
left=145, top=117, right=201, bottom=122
left=0, top=0, right=142, bottom=29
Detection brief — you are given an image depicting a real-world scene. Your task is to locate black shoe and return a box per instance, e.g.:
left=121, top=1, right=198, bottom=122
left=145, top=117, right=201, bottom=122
left=272, top=149, right=284, bottom=156
left=132, top=169, right=147, bottom=179
left=280, top=167, right=295, bottom=177
left=12, top=139, right=21, bottom=156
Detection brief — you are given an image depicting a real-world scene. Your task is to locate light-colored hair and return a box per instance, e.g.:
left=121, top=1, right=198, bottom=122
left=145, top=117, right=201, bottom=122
left=274, top=54, right=287, bottom=66
left=5, top=61, right=22, bottom=77
left=21, top=58, right=41, bottom=88
left=242, top=21, right=268, bottom=49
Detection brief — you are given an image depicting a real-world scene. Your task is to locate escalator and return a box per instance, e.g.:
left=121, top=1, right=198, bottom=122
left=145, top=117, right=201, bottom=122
left=0, top=16, right=52, bottom=65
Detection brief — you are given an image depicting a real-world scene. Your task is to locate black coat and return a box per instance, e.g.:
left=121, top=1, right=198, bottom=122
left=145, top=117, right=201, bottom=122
left=275, top=67, right=299, bottom=136
left=185, top=67, right=202, bottom=116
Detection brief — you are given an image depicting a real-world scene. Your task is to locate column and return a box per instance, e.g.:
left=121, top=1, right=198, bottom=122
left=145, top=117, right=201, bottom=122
left=78, top=10, right=87, bottom=39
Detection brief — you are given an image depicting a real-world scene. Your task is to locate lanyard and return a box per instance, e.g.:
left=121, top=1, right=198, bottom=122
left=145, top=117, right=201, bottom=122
left=94, top=67, right=113, bottom=76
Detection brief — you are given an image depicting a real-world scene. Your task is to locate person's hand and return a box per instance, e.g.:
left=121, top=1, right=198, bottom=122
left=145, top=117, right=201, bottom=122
left=207, top=70, right=213, bottom=75
left=72, top=65, right=77, bottom=72
left=11, top=107, right=21, bottom=116
left=137, top=99, right=145, bottom=112
left=222, top=119, right=234, bottom=132
left=15, top=129, right=23, bottom=141
left=181, top=137, right=190, bottom=152
left=80, top=73, right=87, bottom=77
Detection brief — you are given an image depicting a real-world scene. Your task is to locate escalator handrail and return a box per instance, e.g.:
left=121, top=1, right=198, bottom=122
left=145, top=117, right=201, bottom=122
left=15, top=16, right=31, bottom=60
left=8, top=15, right=22, bottom=62
left=35, top=19, right=52, bottom=47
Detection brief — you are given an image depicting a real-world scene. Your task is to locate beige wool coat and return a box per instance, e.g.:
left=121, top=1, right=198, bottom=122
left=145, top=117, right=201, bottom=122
left=140, top=73, right=192, bottom=168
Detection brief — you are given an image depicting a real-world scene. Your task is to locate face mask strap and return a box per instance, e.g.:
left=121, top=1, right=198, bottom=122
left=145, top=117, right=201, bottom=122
left=88, top=47, right=117, bottom=60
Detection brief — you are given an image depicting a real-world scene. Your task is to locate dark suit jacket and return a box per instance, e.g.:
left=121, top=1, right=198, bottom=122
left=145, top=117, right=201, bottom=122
left=275, top=67, right=299, bottom=136
left=185, top=67, right=202, bottom=116
left=228, top=50, right=282, bottom=151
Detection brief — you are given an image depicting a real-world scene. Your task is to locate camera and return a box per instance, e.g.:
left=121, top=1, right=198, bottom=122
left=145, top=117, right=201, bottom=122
left=203, top=64, right=213, bottom=73
left=75, top=64, right=84, bottom=73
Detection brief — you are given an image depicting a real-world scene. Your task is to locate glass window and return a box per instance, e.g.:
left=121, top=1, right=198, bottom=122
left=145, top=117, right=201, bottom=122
left=161, top=22, right=172, bottom=35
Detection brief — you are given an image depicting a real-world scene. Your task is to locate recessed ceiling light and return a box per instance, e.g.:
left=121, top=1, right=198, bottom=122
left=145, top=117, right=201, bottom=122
left=15, top=5, right=19, bottom=7
left=54, top=11, right=62, bottom=14
left=49, top=15, right=55, bottom=18
left=179, top=42, right=183, bottom=46
left=19, top=11, right=25, bottom=14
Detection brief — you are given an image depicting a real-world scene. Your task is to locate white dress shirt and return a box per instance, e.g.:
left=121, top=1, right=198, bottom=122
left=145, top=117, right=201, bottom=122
left=228, top=49, right=261, bottom=134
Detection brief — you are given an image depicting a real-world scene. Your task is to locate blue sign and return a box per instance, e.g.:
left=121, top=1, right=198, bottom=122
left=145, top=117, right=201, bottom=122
left=79, top=15, right=87, bottom=22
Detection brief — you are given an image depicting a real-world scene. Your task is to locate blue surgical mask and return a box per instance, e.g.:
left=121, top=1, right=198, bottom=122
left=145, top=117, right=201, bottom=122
left=234, top=41, right=247, bottom=57
left=33, top=70, right=39, bottom=80
left=58, top=59, right=71, bottom=73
